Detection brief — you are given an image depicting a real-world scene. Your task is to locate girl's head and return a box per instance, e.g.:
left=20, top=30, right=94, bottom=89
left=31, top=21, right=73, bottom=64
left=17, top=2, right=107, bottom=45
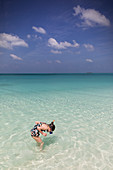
left=48, top=120, right=55, bottom=132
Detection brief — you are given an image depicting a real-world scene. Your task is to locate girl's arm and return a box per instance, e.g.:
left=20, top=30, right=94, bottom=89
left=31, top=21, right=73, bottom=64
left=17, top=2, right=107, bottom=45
left=35, top=121, right=40, bottom=124
left=35, top=121, right=46, bottom=125
left=37, top=127, right=47, bottom=136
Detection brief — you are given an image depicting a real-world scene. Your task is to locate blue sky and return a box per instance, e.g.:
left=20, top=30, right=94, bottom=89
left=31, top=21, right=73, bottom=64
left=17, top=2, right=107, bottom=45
left=0, top=0, right=113, bottom=73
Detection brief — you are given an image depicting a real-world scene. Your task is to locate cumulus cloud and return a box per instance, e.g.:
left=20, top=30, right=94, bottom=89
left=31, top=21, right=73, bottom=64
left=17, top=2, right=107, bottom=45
left=0, top=33, right=28, bottom=49
left=55, top=60, right=61, bottom=64
left=73, top=5, right=110, bottom=27
left=34, top=35, right=42, bottom=40
left=10, top=54, right=23, bottom=60
left=86, top=59, right=93, bottom=63
left=51, top=50, right=62, bottom=54
left=27, top=34, right=31, bottom=39
left=32, top=26, right=46, bottom=34
left=48, top=38, right=79, bottom=49
left=83, top=43, right=94, bottom=51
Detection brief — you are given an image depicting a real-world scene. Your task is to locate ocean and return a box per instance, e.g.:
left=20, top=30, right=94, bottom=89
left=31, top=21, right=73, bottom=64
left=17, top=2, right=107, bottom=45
left=0, top=74, right=113, bottom=170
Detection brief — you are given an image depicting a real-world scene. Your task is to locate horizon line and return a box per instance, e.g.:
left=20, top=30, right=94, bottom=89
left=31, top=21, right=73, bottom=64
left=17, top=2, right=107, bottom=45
left=0, top=73, right=113, bottom=75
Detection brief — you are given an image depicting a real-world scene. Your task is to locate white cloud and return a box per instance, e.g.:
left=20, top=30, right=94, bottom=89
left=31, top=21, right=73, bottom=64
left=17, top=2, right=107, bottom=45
left=27, top=34, right=31, bottom=39
left=83, top=43, right=94, bottom=51
left=51, top=50, right=62, bottom=54
left=48, top=38, right=79, bottom=49
left=10, top=54, right=23, bottom=61
left=73, top=5, right=110, bottom=27
left=27, top=34, right=42, bottom=40
left=34, top=35, right=42, bottom=40
left=34, top=35, right=38, bottom=39
left=32, top=26, right=46, bottom=34
left=55, top=60, right=61, bottom=64
left=0, top=33, right=28, bottom=49
left=86, top=59, right=93, bottom=63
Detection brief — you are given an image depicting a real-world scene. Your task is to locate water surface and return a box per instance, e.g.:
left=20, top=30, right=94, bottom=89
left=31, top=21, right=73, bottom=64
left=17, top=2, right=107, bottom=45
left=0, top=74, right=113, bottom=170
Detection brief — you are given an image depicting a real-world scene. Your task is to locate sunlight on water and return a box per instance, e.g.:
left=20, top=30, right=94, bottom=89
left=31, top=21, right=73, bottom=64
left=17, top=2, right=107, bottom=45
left=0, top=74, right=113, bottom=169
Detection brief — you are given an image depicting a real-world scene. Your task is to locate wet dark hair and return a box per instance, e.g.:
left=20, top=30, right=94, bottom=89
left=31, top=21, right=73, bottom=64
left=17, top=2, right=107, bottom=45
left=49, top=122, right=55, bottom=131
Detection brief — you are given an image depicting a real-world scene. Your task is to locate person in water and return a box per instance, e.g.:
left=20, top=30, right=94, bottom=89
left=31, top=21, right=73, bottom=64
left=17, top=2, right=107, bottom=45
left=30, top=120, right=55, bottom=150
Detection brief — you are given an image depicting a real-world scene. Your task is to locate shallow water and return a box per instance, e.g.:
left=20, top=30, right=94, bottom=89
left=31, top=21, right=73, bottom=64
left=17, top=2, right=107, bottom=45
left=0, top=74, right=113, bottom=170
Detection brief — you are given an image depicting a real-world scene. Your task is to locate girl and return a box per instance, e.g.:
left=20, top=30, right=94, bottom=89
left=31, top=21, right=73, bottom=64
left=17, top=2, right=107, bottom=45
left=31, top=120, right=55, bottom=150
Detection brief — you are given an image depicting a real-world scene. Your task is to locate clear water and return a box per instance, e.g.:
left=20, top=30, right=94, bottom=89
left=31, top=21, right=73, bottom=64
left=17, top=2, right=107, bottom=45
left=0, top=74, right=113, bottom=170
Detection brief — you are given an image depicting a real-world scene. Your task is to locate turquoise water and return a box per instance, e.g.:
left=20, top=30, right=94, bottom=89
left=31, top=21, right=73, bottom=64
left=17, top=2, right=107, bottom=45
left=0, top=74, right=113, bottom=170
